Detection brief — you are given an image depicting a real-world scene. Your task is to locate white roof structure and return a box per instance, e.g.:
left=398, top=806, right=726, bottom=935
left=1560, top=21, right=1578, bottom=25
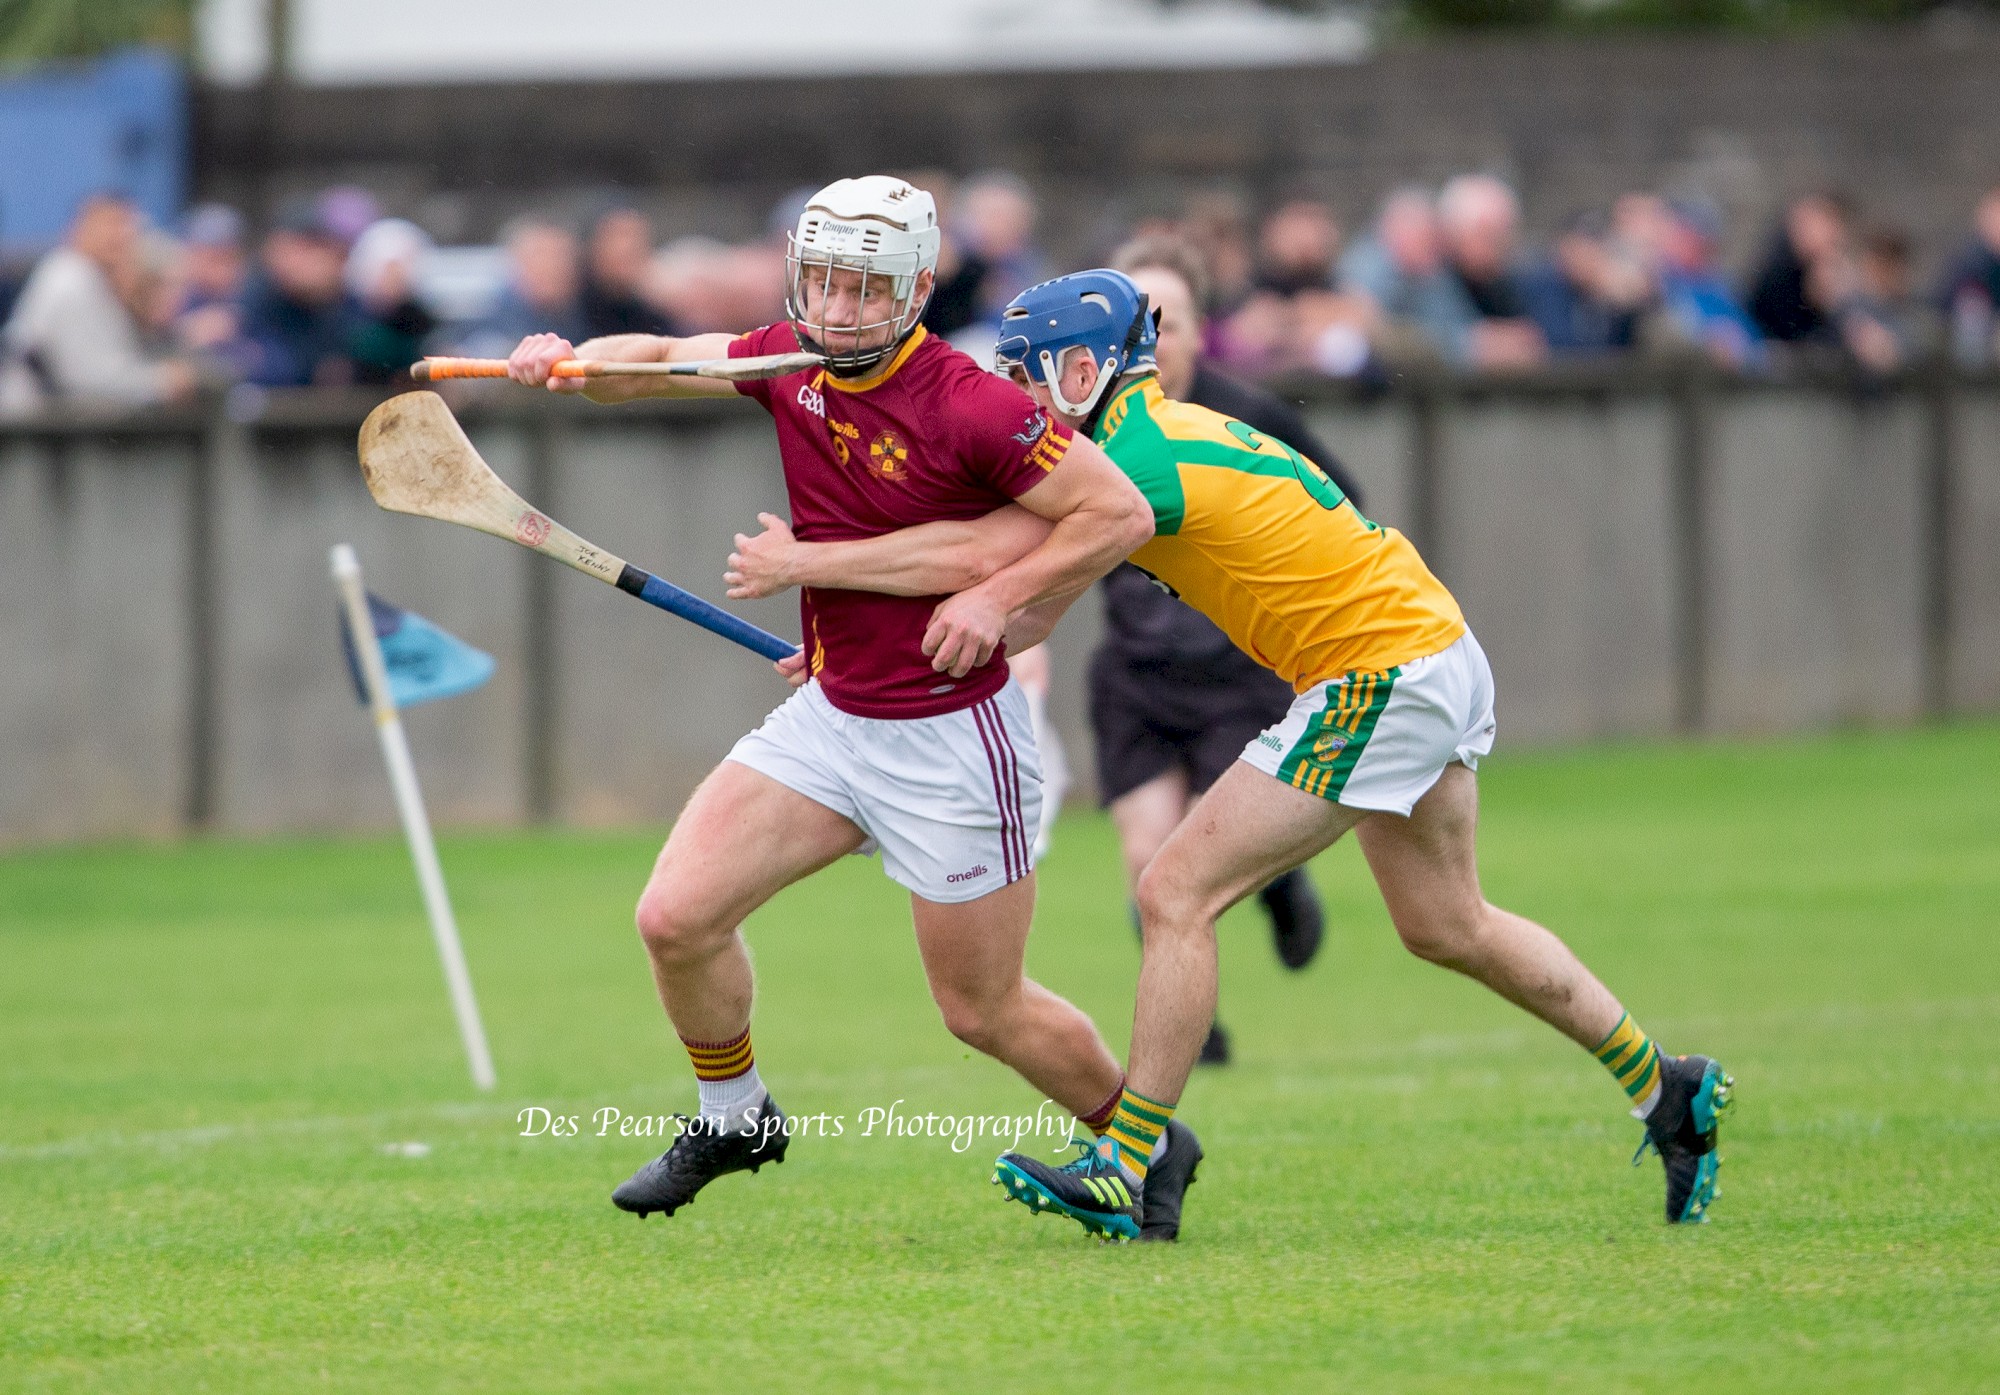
left=197, top=0, right=1367, bottom=86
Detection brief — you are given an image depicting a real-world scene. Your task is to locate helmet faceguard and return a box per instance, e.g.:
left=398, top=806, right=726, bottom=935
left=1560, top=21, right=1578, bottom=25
left=993, top=270, right=1158, bottom=422
left=784, top=177, right=942, bottom=373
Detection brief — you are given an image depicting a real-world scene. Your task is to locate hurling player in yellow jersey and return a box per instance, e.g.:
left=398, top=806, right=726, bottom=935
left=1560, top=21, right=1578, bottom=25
left=726, top=270, right=1732, bottom=1240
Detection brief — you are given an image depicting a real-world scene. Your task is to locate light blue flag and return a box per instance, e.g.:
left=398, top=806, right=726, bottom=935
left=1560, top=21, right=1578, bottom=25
left=339, top=592, right=495, bottom=710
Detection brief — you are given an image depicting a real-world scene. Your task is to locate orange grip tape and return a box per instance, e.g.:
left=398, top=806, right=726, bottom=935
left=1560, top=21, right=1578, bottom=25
left=411, top=358, right=590, bottom=380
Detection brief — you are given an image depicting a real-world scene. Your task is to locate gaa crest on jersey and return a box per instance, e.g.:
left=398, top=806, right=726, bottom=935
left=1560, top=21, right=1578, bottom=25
left=868, top=429, right=911, bottom=481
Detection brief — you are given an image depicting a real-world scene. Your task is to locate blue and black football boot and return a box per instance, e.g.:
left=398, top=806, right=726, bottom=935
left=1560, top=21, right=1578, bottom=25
left=1634, top=1055, right=1734, bottom=1224
left=993, top=1136, right=1143, bottom=1242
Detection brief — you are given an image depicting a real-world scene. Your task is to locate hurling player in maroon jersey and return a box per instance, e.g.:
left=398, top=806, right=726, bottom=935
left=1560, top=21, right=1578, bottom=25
left=507, top=176, right=1161, bottom=1233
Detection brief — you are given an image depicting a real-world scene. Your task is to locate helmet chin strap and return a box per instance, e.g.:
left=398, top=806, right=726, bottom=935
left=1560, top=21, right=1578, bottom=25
left=1034, top=297, right=1151, bottom=424
left=1037, top=347, right=1112, bottom=418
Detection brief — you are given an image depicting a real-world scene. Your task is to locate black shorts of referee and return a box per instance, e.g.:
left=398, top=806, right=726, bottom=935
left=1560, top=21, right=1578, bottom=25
left=1088, top=595, right=1295, bottom=804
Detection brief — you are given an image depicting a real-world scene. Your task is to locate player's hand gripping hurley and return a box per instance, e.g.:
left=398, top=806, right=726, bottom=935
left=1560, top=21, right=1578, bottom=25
left=357, top=391, right=799, bottom=662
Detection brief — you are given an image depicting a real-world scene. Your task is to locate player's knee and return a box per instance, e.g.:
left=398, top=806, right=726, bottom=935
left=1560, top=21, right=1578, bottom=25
left=633, top=885, right=724, bottom=963
left=1133, top=864, right=1203, bottom=941
left=934, top=991, right=1006, bottom=1054
left=1392, top=901, right=1482, bottom=966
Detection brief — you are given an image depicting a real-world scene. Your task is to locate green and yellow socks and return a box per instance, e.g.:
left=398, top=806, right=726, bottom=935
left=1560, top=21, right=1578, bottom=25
left=1594, top=1012, right=1664, bottom=1118
left=682, top=1027, right=766, bottom=1130
left=1099, top=1085, right=1176, bottom=1183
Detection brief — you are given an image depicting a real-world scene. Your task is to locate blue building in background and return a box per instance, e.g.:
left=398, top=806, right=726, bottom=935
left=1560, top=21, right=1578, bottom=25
left=0, top=50, right=186, bottom=254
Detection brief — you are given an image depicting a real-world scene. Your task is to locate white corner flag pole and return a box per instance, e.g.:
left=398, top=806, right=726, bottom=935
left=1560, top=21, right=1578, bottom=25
left=330, top=544, right=497, bottom=1092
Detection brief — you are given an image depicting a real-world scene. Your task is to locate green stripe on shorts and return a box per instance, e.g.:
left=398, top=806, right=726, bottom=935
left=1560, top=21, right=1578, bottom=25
left=1276, top=667, right=1399, bottom=802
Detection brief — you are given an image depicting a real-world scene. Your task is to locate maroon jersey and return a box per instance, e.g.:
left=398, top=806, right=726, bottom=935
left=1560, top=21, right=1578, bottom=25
left=731, top=323, right=1073, bottom=718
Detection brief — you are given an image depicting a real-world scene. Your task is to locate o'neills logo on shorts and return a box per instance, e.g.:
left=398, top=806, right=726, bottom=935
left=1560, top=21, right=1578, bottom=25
left=946, top=864, right=990, bottom=883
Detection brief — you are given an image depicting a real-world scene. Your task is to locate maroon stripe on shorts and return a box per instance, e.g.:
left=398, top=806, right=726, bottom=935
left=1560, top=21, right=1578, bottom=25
left=970, top=701, right=1019, bottom=882
left=984, top=700, right=1027, bottom=879
left=983, top=698, right=1030, bottom=878
left=989, top=700, right=1029, bottom=880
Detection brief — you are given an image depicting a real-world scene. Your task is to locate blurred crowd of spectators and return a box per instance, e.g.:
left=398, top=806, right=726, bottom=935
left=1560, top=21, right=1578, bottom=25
left=1177, top=178, right=2000, bottom=383
left=4, top=170, right=1999, bottom=417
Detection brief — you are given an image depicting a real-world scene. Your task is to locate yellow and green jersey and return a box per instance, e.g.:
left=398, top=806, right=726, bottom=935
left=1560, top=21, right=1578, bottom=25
left=1095, top=375, right=1465, bottom=692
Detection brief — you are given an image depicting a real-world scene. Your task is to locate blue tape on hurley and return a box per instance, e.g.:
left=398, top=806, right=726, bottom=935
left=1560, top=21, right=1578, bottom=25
left=615, top=566, right=799, bottom=662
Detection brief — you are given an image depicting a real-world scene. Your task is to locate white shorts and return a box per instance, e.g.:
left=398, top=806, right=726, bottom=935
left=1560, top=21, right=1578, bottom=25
left=725, top=679, right=1043, bottom=904
left=1239, top=630, right=1497, bottom=815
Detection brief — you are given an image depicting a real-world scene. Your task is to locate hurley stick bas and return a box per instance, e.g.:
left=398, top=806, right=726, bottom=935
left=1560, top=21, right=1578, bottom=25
left=356, top=391, right=799, bottom=662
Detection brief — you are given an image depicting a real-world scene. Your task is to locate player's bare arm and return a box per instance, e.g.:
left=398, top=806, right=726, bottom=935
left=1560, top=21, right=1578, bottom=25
left=734, top=514, right=1077, bottom=682
left=725, top=506, right=1054, bottom=600
left=506, top=330, right=743, bottom=401
left=727, top=513, right=1082, bottom=654
left=727, top=440, right=1147, bottom=677
left=1001, top=591, right=1086, bottom=654
left=923, top=437, right=1151, bottom=677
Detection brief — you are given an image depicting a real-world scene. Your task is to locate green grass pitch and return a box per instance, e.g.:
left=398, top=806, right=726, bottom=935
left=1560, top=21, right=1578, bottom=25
left=4, top=722, right=1998, bottom=1392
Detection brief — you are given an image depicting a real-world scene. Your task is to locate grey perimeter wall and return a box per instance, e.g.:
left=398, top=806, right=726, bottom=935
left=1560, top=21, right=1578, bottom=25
left=198, top=24, right=2000, bottom=276
left=3, top=371, right=1996, bottom=846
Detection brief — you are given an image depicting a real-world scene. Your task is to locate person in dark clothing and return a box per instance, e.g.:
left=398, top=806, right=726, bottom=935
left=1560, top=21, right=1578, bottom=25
left=240, top=199, right=364, bottom=388
left=581, top=205, right=673, bottom=340
left=1106, top=234, right=1366, bottom=1065
left=1519, top=211, right=1643, bottom=355
left=1746, top=192, right=1852, bottom=346
left=1937, top=185, right=2000, bottom=368
left=345, top=217, right=437, bottom=386
left=922, top=172, right=1044, bottom=344
left=923, top=247, right=990, bottom=339
left=1437, top=174, right=1547, bottom=368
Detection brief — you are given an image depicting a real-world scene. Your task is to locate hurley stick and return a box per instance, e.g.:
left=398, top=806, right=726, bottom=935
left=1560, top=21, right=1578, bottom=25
left=357, top=391, right=799, bottom=662
left=410, top=351, right=824, bottom=382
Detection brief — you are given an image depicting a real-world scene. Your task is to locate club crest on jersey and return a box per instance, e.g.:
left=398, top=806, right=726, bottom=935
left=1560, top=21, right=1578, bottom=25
left=868, top=429, right=911, bottom=481
left=1312, top=732, right=1349, bottom=761
left=1011, top=410, right=1049, bottom=447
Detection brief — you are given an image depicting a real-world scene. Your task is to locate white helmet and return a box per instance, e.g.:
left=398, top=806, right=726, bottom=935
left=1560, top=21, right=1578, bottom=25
left=786, top=175, right=941, bottom=371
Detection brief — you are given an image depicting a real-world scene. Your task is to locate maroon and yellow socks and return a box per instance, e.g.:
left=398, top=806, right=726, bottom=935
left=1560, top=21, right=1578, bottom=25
left=1594, top=1012, right=1664, bottom=1118
left=682, top=1028, right=765, bottom=1126
left=1101, top=1086, right=1175, bottom=1182
left=1081, top=1078, right=1124, bottom=1135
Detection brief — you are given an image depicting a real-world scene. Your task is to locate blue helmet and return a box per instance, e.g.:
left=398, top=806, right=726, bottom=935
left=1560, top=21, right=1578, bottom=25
left=994, top=269, right=1158, bottom=419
